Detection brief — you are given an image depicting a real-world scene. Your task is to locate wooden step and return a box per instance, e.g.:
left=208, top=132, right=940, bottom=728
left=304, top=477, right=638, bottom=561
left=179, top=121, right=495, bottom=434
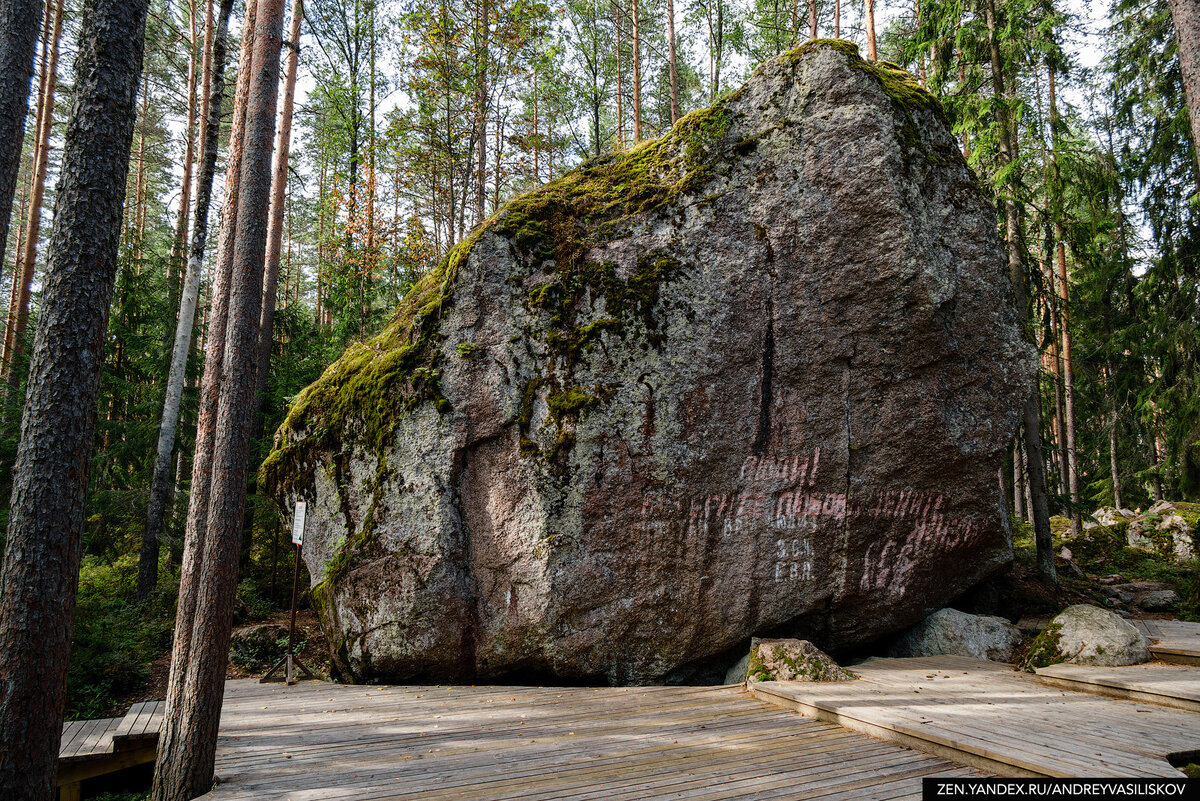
left=1035, top=662, right=1200, bottom=712
left=748, top=655, right=1196, bottom=779
left=1134, top=619, right=1200, bottom=666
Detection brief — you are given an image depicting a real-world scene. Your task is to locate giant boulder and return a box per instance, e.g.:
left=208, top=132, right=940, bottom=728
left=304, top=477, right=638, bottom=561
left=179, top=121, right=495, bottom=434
left=263, top=41, right=1032, bottom=685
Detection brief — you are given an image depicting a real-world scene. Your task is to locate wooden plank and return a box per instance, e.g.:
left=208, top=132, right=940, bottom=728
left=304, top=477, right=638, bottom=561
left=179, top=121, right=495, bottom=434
left=58, top=720, right=88, bottom=758
left=1135, top=620, right=1200, bottom=665
left=215, top=706, right=820, bottom=793
left=214, top=698, right=825, bottom=795
left=1036, top=662, right=1200, bottom=712
left=62, top=717, right=121, bottom=761
left=112, top=700, right=156, bottom=740
left=750, top=680, right=1167, bottom=776
left=59, top=717, right=110, bottom=760
left=199, top=679, right=979, bottom=801
left=750, top=655, right=1196, bottom=778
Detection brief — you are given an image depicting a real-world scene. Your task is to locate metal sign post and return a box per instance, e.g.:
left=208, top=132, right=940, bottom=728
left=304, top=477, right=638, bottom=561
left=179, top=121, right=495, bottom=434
left=262, top=501, right=315, bottom=685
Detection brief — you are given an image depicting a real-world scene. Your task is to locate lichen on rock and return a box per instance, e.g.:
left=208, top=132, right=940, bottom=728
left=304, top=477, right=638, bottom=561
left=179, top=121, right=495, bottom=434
left=746, top=638, right=855, bottom=683
left=263, top=41, right=1032, bottom=685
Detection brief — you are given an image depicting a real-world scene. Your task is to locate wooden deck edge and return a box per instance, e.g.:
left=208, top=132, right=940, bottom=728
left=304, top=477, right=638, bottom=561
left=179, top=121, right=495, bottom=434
left=1034, top=674, right=1200, bottom=713
left=57, top=742, right=157, bottom=786
left=1150, top=648, right=1200, bottom=667
left=745, top=683, right=1043, bottom=779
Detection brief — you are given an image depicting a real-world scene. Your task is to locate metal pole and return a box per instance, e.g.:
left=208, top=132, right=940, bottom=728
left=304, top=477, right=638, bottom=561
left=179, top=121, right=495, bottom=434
left=286, top=541, right=301, bottom=684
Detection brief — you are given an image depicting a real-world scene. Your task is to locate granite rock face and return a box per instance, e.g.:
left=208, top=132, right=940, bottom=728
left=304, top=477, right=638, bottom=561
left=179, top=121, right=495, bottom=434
left=263, top=41, right=1032, bottom=685
left=889, top=608, right=1023, bottom=662
left=1052, top=605, right=1150, bottom=667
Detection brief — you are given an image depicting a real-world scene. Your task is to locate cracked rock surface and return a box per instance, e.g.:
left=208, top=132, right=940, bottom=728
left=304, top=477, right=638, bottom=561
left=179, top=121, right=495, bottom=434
left=266, top=41, right=1032, bottom=684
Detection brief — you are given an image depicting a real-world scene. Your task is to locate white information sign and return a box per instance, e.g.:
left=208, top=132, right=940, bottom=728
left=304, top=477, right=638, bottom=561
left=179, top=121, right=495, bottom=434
left=291, top=501, right=306, bottom=546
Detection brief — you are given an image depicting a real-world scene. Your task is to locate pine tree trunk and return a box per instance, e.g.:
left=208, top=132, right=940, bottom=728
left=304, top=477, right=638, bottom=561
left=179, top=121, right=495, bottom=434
left=475, top=0, right=488, bottom=225
left=2, top=0, right=63, bottom=385
left=168, top=0, right=201, bottom=289
left=1022, top=435, right=1035, bottom=522
left=808, top=0, right=817, bottom=39
left=667, top=0, right=679, bottom=123
left=138, top=0, right=234, bottom=602
left=1107, top=364, right=1123, bottom=509
left=614, top=1, right=624, bottom=148
left=632, top=0, right=641, bottom=142
left=132, top=73, right=149, bottom=258
left=1047, top=69, right=1080, bottom=536
left=985, top=0, right=1054, bottom=582
left=153, top=0, right=257, bottom=794
left=1168, top=0, right=1200, bottom=189
left=7, top=178, right=27, bottom=286
left=0, top=1, right=151, bottom=798
left=533, top=68, right=541, bottom=176
left=834, top=0, right=840, bottom=38
left=1, top=0, right=47, bottom=330
left=865, top=0, right=877, bottom=59
left=253, top=0, right=302, bottom=427
left=152, top=0, right=285, bottom=795
left=1012, top=438, right=1023, bottom=520
left=0, top=0, right=41, bottom=264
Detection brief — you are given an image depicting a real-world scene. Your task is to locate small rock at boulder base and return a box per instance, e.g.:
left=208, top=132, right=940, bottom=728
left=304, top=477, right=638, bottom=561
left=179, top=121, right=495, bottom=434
left=1134, top=589, right=1179, bottom=612
left=262, top=41, right=1033, bottom=685
left=725, top=653, right=751, bottom=685
left=747, top=638, right=854, bottom=682
left=1051, top=605, right=1150, bottom=667
left=889, top=608, right=1023, bottom=662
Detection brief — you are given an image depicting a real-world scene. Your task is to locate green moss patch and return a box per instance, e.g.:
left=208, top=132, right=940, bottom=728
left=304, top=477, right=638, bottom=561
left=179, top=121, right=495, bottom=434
left=1016, top=622, right=1064, bottom=672
left=260, top=248, right=464, bottom=506
left=495, top=103, right=733, bottom=271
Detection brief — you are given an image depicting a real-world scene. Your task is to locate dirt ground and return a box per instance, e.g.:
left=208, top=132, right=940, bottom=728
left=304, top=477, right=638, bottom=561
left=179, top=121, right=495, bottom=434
left=109, top=608, right=329, bottom=717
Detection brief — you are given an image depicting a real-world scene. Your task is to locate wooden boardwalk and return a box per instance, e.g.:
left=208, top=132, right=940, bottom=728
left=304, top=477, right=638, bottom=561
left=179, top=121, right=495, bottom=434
left=58, top=700, right=163, bottom=800
left=201, top=679, right=981, bottom=801
left=1134, top=619, right=1200, bottom=666
left=749, top=656, right=1198, bottom=778
left=1036, top=662, right=1200, bottom=712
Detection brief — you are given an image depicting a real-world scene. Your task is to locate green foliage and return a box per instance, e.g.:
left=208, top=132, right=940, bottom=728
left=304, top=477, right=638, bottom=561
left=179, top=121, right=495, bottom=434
left=1016, top=622, right=1065, bottom=672
left=67, top=556, right=174, bottom=720
left=229, top=631, right=298, bottom=671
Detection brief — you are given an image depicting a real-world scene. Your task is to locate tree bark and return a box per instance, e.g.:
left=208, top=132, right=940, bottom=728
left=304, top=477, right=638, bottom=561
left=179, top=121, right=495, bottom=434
left=154, top=1, right=285, bottom=799
left=865, top=0, right=877, bottom=59
left=834, top=0, right=840, bottom=38
left=808, top=0, right=817, bottom=39
left=2, top=0, right=63, bottom=385
left=1048, top=67, right=1080, bottom=537
left=1168, top=0, right=1200, bottom=189
left=252, top=0, right=302, bottom=428
left=614, top=1, right=624, bottom=147
left=1012, top=439, right=1023, bottom=520
left=0, top=1, right=151, bottom=798
left=162, top=0, right=285, bottom=788
left=153, top=0, right=258, bottom=795
left=131, top=72, right=149, bottom=258
left=0, top=0, right=41, bottom=264
left=632, top=0, right=641, bottom=141
left=1, top=0, right=47, bottom=367
left=138, top=0, right=235, bottom=602
left=985, top=0, right=1054, bottom=583
left=475, top=0, right=488, bottom=224
left=1106, top=364, right=1123, bottom=510
left=167, top=0, right=202, bottom=289
left=667, top=0, right=679, bottom=123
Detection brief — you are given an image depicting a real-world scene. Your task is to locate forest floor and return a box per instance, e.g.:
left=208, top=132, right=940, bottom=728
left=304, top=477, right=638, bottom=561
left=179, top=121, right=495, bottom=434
left=105, top=607, right=330, bottom=719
